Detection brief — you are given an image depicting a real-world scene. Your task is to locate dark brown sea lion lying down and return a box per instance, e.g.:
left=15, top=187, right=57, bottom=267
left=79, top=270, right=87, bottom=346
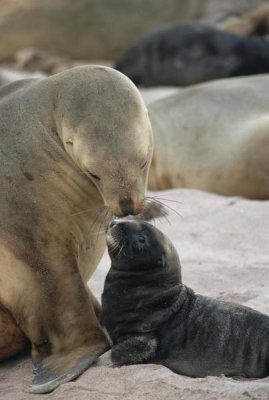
left=115, top=24, right=269, bottom=86
left=102, top=220, right=269, bottom=378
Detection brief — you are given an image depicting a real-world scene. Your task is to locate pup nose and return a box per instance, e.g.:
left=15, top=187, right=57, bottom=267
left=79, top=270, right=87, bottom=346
left=119, top=198, right=134, bottom=216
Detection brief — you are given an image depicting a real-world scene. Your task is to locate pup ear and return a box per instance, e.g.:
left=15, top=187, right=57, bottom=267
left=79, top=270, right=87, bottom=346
left=157, top=254, right=166, bottom=267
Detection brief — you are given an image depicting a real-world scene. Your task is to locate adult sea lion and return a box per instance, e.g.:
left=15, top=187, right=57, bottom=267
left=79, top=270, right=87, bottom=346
left=147, top=75, right=269, bottom=199
left=115, top=24, right=269, bottom=86
left=0, top=65, right=153, bottom=393
left=102, top=219, right=269, bottom=378
left=0, top=0, right=203, bottom=61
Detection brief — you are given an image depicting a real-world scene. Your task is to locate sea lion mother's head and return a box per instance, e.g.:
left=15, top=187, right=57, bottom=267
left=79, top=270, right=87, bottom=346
left=54, top=65, right=153, bottom=217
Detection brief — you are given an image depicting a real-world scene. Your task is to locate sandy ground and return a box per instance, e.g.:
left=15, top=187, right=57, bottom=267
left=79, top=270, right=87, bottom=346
left=1, top=189, right=269, bottom=400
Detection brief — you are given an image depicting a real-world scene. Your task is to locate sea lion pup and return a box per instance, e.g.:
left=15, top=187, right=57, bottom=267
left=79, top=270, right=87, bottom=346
left=102, top=220, right=269, bottom=378
left=115, top=24, right=269, bottom=86
left=0, top=65, right=153, bottom=393
left=147, top=74, right=269, bottom=199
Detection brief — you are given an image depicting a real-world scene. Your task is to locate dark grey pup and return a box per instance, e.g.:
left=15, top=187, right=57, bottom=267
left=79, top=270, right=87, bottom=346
left=115, top=24, right=269, bottom=86
left=102, top=219, right=269, bottom=378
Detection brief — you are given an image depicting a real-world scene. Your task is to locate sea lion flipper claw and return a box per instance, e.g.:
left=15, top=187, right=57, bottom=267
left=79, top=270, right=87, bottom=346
left=29, top=343, right=109, bottom=394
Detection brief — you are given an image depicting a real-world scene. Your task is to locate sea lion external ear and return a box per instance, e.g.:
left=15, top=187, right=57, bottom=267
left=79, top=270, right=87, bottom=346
left=66, top=138, right=73, bottom=144
left=157, top=254, right=166, bottom=267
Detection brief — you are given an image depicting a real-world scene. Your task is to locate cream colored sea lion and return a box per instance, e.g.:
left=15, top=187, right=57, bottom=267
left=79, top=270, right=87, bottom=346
left=0, top=0, right=204, bottom=61
left=0, top=65, right=153, bottom=393
left=199, top=0, right=269, bottom=26
left=221, top=3, right=269, bottom=37
left=148, top=75, right=269, bottom=199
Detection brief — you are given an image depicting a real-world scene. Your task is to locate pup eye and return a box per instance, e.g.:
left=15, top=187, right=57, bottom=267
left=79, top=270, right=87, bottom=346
left=132, top=234, right=147, bottom=250
left=88, top=172, right=101, bottom=181
left=140, top=160, right=148, bottom=170
left=137, top=235, right=146, bottom=244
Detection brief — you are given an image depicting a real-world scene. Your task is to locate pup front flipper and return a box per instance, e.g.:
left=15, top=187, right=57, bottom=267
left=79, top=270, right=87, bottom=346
left=112, top=334, right=157, bottom=366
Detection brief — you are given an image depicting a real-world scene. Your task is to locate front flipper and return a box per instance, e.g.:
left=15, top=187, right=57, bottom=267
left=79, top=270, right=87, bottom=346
left=112, top=334, right=157, bottom=366
left=29, top=342, right=109, bottom=394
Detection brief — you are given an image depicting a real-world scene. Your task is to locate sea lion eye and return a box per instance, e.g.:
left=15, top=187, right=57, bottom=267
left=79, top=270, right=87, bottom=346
left=132, top=234, right=147, bottom=250
left=88, top=172, right=101, bottom=181
left=137, top=234, right=146, bottom=244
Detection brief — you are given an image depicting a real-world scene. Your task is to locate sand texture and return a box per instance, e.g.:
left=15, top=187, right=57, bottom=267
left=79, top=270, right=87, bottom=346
left=1, top=189, right=269, bottom=399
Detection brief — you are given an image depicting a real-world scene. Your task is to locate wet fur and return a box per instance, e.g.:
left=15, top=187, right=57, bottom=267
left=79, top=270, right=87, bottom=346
left=102, top=220, right=269, bottom=378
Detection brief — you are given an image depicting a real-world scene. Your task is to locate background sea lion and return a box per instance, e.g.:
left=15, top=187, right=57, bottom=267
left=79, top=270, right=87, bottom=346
left=199, top=0, right=269, bottom=26
left=0, top=67, right=45, bottom=87
left=0, top=0, right=204, bottom=61
left=102, top=219, right=269, bottom=378
left=115, top=24, right=269, bottom=86
left=0, top=65, right=153, bottom=393
left=147, top=74, right=269, bottom=199
left=221, top=3, right=269, bottom=36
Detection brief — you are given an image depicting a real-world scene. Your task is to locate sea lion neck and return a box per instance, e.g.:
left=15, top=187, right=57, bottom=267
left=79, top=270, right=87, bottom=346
left=103, top=275, right=194, bottom=338
left=140, top=284, right=195, bottom=331
left=10, top=78, right=63, bottom=147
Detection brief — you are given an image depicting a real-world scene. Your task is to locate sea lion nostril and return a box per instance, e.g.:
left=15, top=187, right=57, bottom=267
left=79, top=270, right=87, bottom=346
left=119, top=198, right=134, bottom=216
left=109, top=220, right=118, bottom=229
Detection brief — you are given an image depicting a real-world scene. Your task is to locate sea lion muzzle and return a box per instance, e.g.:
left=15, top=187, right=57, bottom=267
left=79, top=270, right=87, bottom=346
left=107, top=220, right=149, bottom=253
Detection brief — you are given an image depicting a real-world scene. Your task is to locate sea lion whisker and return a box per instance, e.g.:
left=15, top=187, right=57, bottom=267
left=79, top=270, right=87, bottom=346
left=147, top=195, right=180, bottom=207
left=71, top=208, right=94, bottom=216
left=90, top=207, right=107, bottom=238
left=89, top=208, right=113, bottom=239
left=146, top=197, right=182, bottom=218
left=89, top=229, right=107, bottom=236
left=143, top=199, right=171, bottom=226
left=148, top=195, right=183, bottom=205
left=134, top=198, right=168, bottom=222
left=96, top=208, right=106, bottom=237
left=111, top=241, right=120, bottom=253
left=98, top=208, right=112, bottom=239
left=108, top=236, right=120, bottom=253
left=117, top=241, right=125, bottom=257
